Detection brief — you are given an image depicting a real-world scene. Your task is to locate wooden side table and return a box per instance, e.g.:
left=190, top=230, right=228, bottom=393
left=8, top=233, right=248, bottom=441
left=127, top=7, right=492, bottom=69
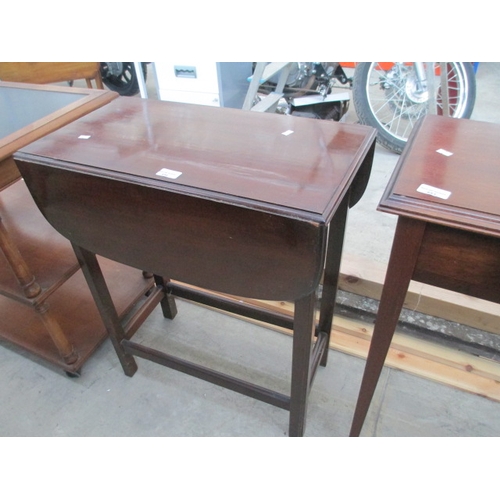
left=0, top=82, right=152, bottom=374
left=16, top=97, right=376, bottom=436
left=350, top=114, right=500, bottom=436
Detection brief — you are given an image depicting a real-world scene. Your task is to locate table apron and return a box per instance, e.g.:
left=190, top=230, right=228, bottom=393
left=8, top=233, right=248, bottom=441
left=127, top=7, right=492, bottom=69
left=16, top=160, right=328, bottom=301
left=414, top=221, right=500, bottom=303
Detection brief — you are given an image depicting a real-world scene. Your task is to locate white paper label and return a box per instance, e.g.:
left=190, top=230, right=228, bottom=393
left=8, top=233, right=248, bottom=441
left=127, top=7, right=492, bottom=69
left=78, top=135, right=91, bottom=140
left=436, top=148, right=453, bottom=156
left=417, top=184, right=451, bottom=200
left=282, top=130, right=294, bottom=136
left=156, top=168, right=183, bottom=180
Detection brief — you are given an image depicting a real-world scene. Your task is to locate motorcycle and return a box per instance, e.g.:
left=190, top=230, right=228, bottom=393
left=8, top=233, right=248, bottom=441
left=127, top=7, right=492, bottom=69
left=98, top=62, right=477, bottom=154
left=257, top=62, right=477, bottom=154
left=100, top=62, right=148, bottom=96
left=256, top=62, right=351, bottom=121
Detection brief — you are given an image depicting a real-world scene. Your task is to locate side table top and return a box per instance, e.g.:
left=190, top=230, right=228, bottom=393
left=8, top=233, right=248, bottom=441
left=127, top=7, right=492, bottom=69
left=18, top=97, right=376, bottom=224
left=379, top=114, right=500, bottom=237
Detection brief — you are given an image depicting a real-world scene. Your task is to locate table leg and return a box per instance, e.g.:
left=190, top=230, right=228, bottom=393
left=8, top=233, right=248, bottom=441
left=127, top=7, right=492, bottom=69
left=153, top=274, right=178, bottom=319
left=318, top=196, right=348, bottom=367
left=349, top=217, right=427, bottom=436
left=72, top=244, right=138, bottom=377
left=289, top=291, right=316, bottom=437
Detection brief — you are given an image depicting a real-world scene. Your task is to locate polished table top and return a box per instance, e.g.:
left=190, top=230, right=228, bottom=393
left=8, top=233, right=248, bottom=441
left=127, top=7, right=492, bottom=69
left=379, top=114, right=500, bottom=236
left=18, top=96, right=375, bottom=224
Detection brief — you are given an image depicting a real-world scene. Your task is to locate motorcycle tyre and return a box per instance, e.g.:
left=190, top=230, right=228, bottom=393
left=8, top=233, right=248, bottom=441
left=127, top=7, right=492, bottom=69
left=101, top=62, right=147, bottom=96
left=352, top=62, right=476, bottom=154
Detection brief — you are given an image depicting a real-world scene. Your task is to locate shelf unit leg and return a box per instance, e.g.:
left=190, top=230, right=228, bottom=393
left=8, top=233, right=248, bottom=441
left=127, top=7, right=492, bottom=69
left=35, top=301, right=78, bottom=365
left=0, top=213, right=79, bottom=366
left=0, top=215, right=41, bottom=298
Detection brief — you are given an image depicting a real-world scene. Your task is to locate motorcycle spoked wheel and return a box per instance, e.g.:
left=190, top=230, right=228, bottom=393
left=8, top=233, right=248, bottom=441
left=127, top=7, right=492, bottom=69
left=100, top=62, right=147, bottom=96
left=352, top=62, right=476, bottom=154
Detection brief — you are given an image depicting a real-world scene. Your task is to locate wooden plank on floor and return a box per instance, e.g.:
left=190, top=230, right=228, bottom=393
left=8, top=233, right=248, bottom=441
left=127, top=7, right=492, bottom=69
left=330, top=315, right=500, bottom=392
left=330, top=327, right=500, bottom=401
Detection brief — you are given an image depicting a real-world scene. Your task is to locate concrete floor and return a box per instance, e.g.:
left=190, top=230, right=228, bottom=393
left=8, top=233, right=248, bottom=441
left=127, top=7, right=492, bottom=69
left=1, top=63, right=500, bottom=437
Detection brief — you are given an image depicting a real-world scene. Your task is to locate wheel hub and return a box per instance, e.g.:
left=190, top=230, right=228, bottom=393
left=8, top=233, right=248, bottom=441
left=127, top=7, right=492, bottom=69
left=103, top=62, right=124, bottom=77
left=404, top=73, right=429, bottom=104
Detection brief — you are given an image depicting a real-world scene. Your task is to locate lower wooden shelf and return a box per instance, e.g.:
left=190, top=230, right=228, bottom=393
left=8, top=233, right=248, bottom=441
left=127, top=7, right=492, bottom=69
left=0, top=257, right=152, bottom=373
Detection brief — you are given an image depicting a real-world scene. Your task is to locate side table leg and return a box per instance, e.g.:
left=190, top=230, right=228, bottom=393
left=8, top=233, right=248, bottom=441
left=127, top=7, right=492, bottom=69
left=318, top=196, right=348, bottom=367
left=349, top=217, right=427, bottom=437
left=289, top=291, right=316, bottom=437
left=72, top=244, right=138, bottom=377
left=154, top=275, right=178, bottom=319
